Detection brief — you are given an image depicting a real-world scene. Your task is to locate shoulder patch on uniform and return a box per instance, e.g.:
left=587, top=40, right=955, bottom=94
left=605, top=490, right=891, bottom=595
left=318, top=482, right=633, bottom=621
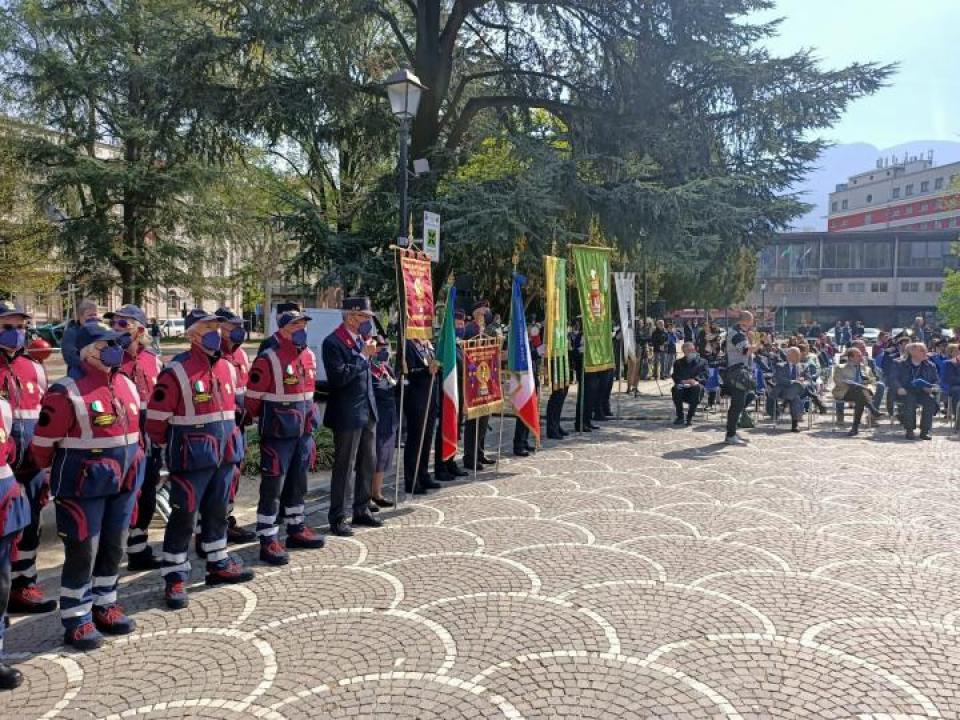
left=38, top=409, right=51, bottom=427
left=250, top=369, right=262, bottom=384
left=152, top=386, right=166, bottom=403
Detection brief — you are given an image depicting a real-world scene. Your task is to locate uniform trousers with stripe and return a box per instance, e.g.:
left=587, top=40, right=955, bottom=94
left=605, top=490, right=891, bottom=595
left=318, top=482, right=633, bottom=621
left=161, top=465, right=233, bottom=584
left=256, top=435, right=310, bottom=540
left=11, top=469, right=46, bottom=592
left=126, top=444, right=163, bottom=557
left=56, top=490, right=137, bottom=630
left=0, top=532, right=16, bottom=653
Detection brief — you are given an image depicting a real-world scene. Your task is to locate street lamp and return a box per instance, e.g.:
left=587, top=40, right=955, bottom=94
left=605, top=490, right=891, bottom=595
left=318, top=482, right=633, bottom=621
left=385, top=69, right=426, bottom=246
left=760, top=280, right=767, bottom=336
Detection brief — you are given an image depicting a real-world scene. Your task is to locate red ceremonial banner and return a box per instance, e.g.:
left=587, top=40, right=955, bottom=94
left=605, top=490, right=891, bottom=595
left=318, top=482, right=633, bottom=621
left=400, top=253, right=435, bottom=340
left=462, top=336, right=504, bottom=419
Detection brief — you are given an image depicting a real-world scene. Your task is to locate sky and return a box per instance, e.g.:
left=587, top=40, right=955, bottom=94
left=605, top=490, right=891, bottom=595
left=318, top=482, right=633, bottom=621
left=753, top=0, right=959, bottom=150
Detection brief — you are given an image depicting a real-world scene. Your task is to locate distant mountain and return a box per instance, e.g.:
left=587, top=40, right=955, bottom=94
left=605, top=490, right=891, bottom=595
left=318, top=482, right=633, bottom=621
left=788, top=140, right=960, bottom=231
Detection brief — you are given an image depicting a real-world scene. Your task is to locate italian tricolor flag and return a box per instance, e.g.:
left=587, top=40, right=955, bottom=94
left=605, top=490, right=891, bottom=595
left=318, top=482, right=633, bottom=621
left=437, top=287, right=459, bottom=461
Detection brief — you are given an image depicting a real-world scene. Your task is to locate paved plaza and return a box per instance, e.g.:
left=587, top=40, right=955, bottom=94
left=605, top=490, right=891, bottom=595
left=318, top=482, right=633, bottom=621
left=5, top=391, right=960, bottom=719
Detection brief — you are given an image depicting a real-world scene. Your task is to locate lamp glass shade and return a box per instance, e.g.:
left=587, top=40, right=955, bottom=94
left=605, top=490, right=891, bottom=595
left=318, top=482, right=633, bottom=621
left=386, top=69, right=424, bottom=120
left=760, top=280, right=767, bottom=291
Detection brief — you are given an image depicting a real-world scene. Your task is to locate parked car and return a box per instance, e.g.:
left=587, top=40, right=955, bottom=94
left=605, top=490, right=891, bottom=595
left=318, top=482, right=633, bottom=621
left=860, top=327, right=881, bottom=344
left=160, top=318, right=185, bottom=337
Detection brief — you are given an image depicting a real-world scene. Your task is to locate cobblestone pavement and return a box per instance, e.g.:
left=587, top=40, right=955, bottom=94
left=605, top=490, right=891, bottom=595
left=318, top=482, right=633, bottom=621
left=5, top=392, right=960, bottom=719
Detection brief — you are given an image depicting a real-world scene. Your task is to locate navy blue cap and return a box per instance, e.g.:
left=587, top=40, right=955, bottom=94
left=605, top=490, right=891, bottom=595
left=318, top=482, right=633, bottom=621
left=278, top=310, right=313, bottom=328
left=341, top=297, right=374, bottom=315
left=74, top=320, right=123, bottom=351
left=184, top=308, right=220, bottom=331
left=106, top=304, right=148, bottom=326
left=276, top=302, right=301, bottom=315
left=0, top=301, right=30, bottom=320
left=215, top=307, right=243, bottom=325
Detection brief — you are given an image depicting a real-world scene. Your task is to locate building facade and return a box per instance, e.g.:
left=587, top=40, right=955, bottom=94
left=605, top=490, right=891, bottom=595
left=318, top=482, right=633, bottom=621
left=744, top=229, right=959, bottom=329
left=828, top=154, right=960, bottom=233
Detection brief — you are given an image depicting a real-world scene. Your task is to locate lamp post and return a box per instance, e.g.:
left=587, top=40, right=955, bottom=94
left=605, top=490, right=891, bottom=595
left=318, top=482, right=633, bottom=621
left=781, top=294, right=787, bottom=337
left=385, top=69, right=425, bottom=246
left=760, top=279, right=767, bottom=336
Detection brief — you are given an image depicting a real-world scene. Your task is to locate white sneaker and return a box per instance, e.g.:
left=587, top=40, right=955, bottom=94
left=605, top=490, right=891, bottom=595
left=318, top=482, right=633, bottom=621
left=725, top=435, right=747, bottom=446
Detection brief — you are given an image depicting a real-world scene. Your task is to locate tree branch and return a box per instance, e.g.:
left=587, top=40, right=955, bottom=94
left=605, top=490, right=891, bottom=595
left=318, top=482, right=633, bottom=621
left=445, top=94, right=582, bottom=150
left=374, top=7, right=414, bottom=65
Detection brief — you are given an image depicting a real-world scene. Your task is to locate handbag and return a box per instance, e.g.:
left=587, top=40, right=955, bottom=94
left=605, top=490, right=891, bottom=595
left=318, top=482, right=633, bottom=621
left=721, top=362, right=756, bottom=393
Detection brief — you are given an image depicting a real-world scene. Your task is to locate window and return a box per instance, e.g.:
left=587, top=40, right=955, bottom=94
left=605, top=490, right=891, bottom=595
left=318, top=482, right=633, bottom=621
left=905, top=184, right=914, bottom=196
left=825, top=282, right=843, bottom=293
left=920, top=180, right=930, bottom=193
left=166, top=290, right=180, bottom=312
left=823, top=242, right=855, bottom=270
left=935, top=177, right=944, bottom=190
left=899, top=240, right=953, bottom=269
left=773, top=242, right=819, bottom=277
left=794, top=283, right=813, bottom=295
left=831, top=201, right=838, bottom=212
left=892, top=187, right=901, bottom=199
left=848, top=282, right=865, bottom=293
left=901, top=282, right=919, bottom=293
left=870, top=281, right=888, bottom=293
left=925, top=281, right=944, bottom=293
left=841, top=199, right=849, bottom=210
left=866, top=194, right=873, bottom=204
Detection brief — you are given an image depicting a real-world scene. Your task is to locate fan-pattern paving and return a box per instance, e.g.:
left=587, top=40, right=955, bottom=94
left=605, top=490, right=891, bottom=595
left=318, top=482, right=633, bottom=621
left=4, top=417, right=960, bottom=719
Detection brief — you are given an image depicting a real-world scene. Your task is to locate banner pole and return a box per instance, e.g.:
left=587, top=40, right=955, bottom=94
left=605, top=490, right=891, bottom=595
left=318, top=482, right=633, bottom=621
left=495, top=402, right=505, bottom=473
left=472, top=416, right=480, bottom=478
left=393, top=249, right=406, bottom=507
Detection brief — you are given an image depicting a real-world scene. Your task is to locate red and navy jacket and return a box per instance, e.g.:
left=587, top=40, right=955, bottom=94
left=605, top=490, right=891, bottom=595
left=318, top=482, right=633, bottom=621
left=0, top=350, right=48, bottom=474
left=245, top=333, right=318, bottom=440
left=121, top=345, right=163, bottom=417
left=146, top=345, right=242, bottom=473
left=30, top=364, right=142, bottom=498
left=224, top=344, right=251, bottom=424
left=0, top=397, right=29, bottom=537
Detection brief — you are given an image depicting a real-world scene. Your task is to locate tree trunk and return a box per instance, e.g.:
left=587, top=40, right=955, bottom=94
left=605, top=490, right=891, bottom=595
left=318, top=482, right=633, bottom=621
left=411, top=0, right=454, bottom=162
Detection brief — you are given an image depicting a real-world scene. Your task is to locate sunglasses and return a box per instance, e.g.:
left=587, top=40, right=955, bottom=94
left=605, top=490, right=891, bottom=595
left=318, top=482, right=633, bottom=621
left=111, top=318, right=132, bottom=329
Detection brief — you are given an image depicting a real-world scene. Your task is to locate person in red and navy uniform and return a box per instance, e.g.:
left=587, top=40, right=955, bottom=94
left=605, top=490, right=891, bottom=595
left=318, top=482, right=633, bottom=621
left=105, top=304, right=165, bottom=572
left=215, top=307, right=257, bottom=544
left=29, top=322, right=143, bottom=650
left=0, top=395, right=29, bottom=689
left=245, top=308, right=327, bottom=563
left=146, top=310, right=254, bottom=609
left=320, top=298, right=383, bottom=535
left=0, top=302, right=56, bottom=616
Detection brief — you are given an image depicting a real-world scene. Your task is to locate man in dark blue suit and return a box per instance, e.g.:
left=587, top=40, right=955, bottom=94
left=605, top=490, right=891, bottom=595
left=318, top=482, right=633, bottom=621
left=321, top=297, right=383, bottom=536
left=892, top=342, right=940, bottom=441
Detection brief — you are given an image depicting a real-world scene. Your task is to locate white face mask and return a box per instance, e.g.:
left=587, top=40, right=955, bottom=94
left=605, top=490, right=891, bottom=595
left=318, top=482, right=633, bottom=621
left=530, top=327, right=540, bottom=337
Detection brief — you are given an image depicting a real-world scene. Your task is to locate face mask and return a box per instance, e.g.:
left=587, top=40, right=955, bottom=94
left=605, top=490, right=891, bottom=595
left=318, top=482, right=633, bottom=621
left=483, top=310, right=493, bottom=325
left=292, top=329, right=308, bottom=348
left=100, top=344, right=124, bottom=368
left=686, top=352, right=699, bottom=361
left=455, top=327, right=465, bottom=339
left=117, top=333, right=133, bottom=350
left=530, top=327, right=540, bottom=338
left=358, top=320, right=373, bottom=336
left=200, top=330, right=222, bottom=353
left=376, top=348, right=390, bottom=362
left=229, top=327, right=246, bottom=345
left=0, top=328, right=25, bottom=350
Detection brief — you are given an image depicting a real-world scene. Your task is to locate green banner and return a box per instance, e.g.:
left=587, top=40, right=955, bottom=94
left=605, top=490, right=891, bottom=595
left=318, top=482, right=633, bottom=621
left=572, top=245, right=614, bottom=373
left=544, top=255, right=569, bottom=388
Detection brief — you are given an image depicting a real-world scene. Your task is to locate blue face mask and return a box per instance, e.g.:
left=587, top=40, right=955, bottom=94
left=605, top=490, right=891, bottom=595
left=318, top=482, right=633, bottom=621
left=455, top=327, right=465, bottom=339
left=376, top=347, right=390, bottom=362
left=358, top=320, right=373, bottom=337
left=292, top=329, right=308, bottom=348
left=100, top=343, right=124, bottom=368
left=0, top=328, right=25, bottom=350
left=117, top=333, right=132, bottom=350
left=201, top=330, right=222, bottom=353
left=229, top=327, right=246, bottom=345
